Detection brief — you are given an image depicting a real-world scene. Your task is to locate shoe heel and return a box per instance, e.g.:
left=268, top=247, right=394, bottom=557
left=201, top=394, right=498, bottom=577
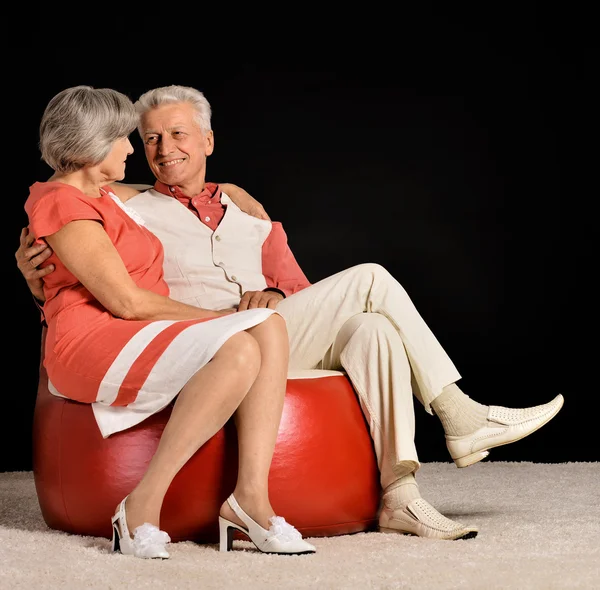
left=223, top=494, right=316, bottom=555
left=219, top=517, right=236, bottom=552
left=111, top=523, right=121, bottom=553
left=454, top=450, right=489, bottom=468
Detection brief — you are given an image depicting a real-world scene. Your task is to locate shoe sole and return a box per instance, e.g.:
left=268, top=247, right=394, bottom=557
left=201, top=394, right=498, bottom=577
left=453, top=395, right=564, bottom=468
left=219, top=517, right=316, bottom=554
left=379, top=525, right=478, bottom=541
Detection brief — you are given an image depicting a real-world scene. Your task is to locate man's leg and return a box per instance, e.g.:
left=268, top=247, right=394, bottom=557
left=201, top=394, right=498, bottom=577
left=319, top=313, right=419, bottom=487
left=317, top=312, right=478, bottom=540
left=277, top=263, right=563, bottom=467
left=278, top=263, right=461, bottom=404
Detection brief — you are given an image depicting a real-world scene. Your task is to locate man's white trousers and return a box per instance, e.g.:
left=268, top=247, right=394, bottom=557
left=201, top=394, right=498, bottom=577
left=277, top=263, right=461, bottom=488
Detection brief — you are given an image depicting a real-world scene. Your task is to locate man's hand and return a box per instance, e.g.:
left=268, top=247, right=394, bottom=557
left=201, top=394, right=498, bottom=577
left=238, top=290, right=284, bottom=311
left=16, top=227, right=54, bottom=302
left=220, top=183, right=271, bottom=221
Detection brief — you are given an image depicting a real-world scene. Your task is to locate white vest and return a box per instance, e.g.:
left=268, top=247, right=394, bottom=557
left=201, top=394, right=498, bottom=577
left=126, top=189, right=272, bottom=310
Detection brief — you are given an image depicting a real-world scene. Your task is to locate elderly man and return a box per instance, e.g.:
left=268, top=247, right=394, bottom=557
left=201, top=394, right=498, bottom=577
left=18, top=84, right=563, bottom=541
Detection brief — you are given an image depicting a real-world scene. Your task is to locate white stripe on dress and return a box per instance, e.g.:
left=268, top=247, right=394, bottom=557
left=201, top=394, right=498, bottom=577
left=95, top=320, right=177, bottom=405
left=93, top=308, right=277, bottom=438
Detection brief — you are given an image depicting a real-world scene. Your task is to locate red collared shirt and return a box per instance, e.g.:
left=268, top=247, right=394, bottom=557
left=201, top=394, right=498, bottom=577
left=154, top=181, right=311, bottom=297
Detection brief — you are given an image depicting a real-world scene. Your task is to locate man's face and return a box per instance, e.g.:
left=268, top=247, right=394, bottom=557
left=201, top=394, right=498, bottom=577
left=140, top=102, right=214, bottom=190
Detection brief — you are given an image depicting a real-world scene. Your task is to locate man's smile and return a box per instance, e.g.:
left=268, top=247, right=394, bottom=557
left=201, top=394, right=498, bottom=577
left=159, top=158, right=186, bottom=167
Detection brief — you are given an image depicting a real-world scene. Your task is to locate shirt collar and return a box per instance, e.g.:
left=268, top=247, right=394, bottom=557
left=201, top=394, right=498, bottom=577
left=154, top=181, right=222, bottom=205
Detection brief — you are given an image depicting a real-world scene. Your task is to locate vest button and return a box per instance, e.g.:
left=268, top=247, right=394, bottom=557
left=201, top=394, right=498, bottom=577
left=215, top=235, right=221, bottom=241
left=232, top=276, right=237, bottom=281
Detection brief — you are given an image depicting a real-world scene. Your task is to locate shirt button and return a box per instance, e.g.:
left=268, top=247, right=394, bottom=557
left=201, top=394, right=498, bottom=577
left=215, top=235, right=221, bottom=241
left=231, top=276, right=237, bottom=281
left=170, top=187, right=175, bottom=192
left=205, top=216, right=211, bottom=222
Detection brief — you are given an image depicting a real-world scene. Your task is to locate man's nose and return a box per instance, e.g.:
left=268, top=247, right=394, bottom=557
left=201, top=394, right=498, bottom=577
left=158, top=136, right=175, bottom=155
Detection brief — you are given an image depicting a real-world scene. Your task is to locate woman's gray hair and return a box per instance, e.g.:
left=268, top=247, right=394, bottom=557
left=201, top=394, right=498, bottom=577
left=39, top=86, right=138, bottom=174
left=134, top=85, right=212, bottom=135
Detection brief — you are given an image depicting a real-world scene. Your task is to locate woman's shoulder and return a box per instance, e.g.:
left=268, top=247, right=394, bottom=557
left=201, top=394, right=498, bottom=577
left=31, top=180, right=93, bottom=200
left=29, top=180, right=81, bottom=197
left=26, top=181, right=84, bottom=212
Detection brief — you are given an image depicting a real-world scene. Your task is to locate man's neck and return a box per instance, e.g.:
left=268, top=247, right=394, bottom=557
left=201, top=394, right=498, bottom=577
left=172, top=180, right=205, bottom=198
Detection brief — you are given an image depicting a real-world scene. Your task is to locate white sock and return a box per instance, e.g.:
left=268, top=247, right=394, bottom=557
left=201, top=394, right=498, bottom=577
left=431, top=383, right=489, bottom=436
left=382, top=473, right=421, bottom=509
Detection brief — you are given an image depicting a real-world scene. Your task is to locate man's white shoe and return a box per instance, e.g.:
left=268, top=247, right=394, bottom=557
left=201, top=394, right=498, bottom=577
left=379, top=498, right=478, bottom=540
left=446, top=394, right=564, bottom=468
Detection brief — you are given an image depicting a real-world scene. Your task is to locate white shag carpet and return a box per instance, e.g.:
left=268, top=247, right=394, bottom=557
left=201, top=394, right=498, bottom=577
left=1, top=462, right=599, bottom=589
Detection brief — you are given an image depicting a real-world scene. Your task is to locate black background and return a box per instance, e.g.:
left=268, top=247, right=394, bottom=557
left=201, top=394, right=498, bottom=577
left=3, top=8, right=596, bottom=472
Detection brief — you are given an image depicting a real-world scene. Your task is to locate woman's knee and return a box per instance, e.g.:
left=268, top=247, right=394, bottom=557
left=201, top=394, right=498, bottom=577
left=264, top=312, right=287, bottom=335
left=249, top=312, right=289, bottom=343
left=218, top=331, right=262, bottom=377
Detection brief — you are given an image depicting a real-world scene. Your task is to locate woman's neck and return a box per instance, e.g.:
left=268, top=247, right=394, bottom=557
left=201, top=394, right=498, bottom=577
left=48, top=170, right=105, bottom=198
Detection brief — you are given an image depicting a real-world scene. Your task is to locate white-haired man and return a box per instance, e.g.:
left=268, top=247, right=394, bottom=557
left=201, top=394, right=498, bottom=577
left=18, top=84, right=563, bottom=540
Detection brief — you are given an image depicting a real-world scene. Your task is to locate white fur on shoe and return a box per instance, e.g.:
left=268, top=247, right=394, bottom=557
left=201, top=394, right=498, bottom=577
left=446, top=394, right=564, bottom=468
left=130, top=523, right=171, bottom=558
left=219, top=494, right=316, bottom=554
left=379, top=498, right=478, bottom=540
left=111, top=497, right=171, bottom=559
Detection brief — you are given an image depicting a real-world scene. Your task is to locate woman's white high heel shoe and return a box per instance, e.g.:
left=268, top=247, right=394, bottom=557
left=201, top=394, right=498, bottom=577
left=219, top=494, right=316, bottom=555
left=111, top=496, right=171, bottom=559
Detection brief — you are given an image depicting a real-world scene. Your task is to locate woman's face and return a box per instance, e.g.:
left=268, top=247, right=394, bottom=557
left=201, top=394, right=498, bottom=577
left=100, top=136, right=134, bottom=182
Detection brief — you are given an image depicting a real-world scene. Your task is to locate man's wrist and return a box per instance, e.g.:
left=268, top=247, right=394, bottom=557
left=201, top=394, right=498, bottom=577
left=33, top=293, right=45, bottom=305
left=263, top=287, right=286, bottom=299
left=31, top=293, right=48, bottom=326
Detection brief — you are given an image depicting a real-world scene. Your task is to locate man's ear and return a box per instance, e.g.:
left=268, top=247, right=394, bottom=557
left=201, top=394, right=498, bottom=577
left=205, top=130, right=215, bottom=156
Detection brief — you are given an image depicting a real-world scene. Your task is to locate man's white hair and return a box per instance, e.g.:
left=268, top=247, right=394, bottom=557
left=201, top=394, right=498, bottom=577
left=134, top=85, right=212, bottom=135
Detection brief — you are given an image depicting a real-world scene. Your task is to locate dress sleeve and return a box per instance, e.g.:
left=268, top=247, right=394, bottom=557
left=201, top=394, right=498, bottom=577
left=262, top=221, right=311, bottom=297
left=27, top=186, right=103, bottom=241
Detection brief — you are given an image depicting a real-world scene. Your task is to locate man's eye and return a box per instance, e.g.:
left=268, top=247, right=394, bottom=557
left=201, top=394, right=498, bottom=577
left=145, top=136, right=158, bottom=145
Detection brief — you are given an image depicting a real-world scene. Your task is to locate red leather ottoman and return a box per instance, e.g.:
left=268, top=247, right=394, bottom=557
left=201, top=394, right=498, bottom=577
left=33, top=329, right=381, bottom=543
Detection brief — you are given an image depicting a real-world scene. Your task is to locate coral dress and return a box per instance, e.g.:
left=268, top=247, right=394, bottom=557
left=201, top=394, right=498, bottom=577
left=25, top=181, right=276, bottom=438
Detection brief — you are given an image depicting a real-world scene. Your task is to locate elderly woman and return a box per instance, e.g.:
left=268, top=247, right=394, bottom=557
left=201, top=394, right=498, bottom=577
left=24, top=86, right=315, bottom=559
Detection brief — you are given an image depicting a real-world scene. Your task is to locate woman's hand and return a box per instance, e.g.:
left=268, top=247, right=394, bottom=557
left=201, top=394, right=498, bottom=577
left=220, top=183, right=270, bottom=221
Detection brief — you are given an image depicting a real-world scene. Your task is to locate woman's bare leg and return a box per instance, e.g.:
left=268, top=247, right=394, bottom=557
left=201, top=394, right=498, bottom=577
left=219, top=313, right=289, bottom=529
left=124, top=331, right=261, bottom=532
